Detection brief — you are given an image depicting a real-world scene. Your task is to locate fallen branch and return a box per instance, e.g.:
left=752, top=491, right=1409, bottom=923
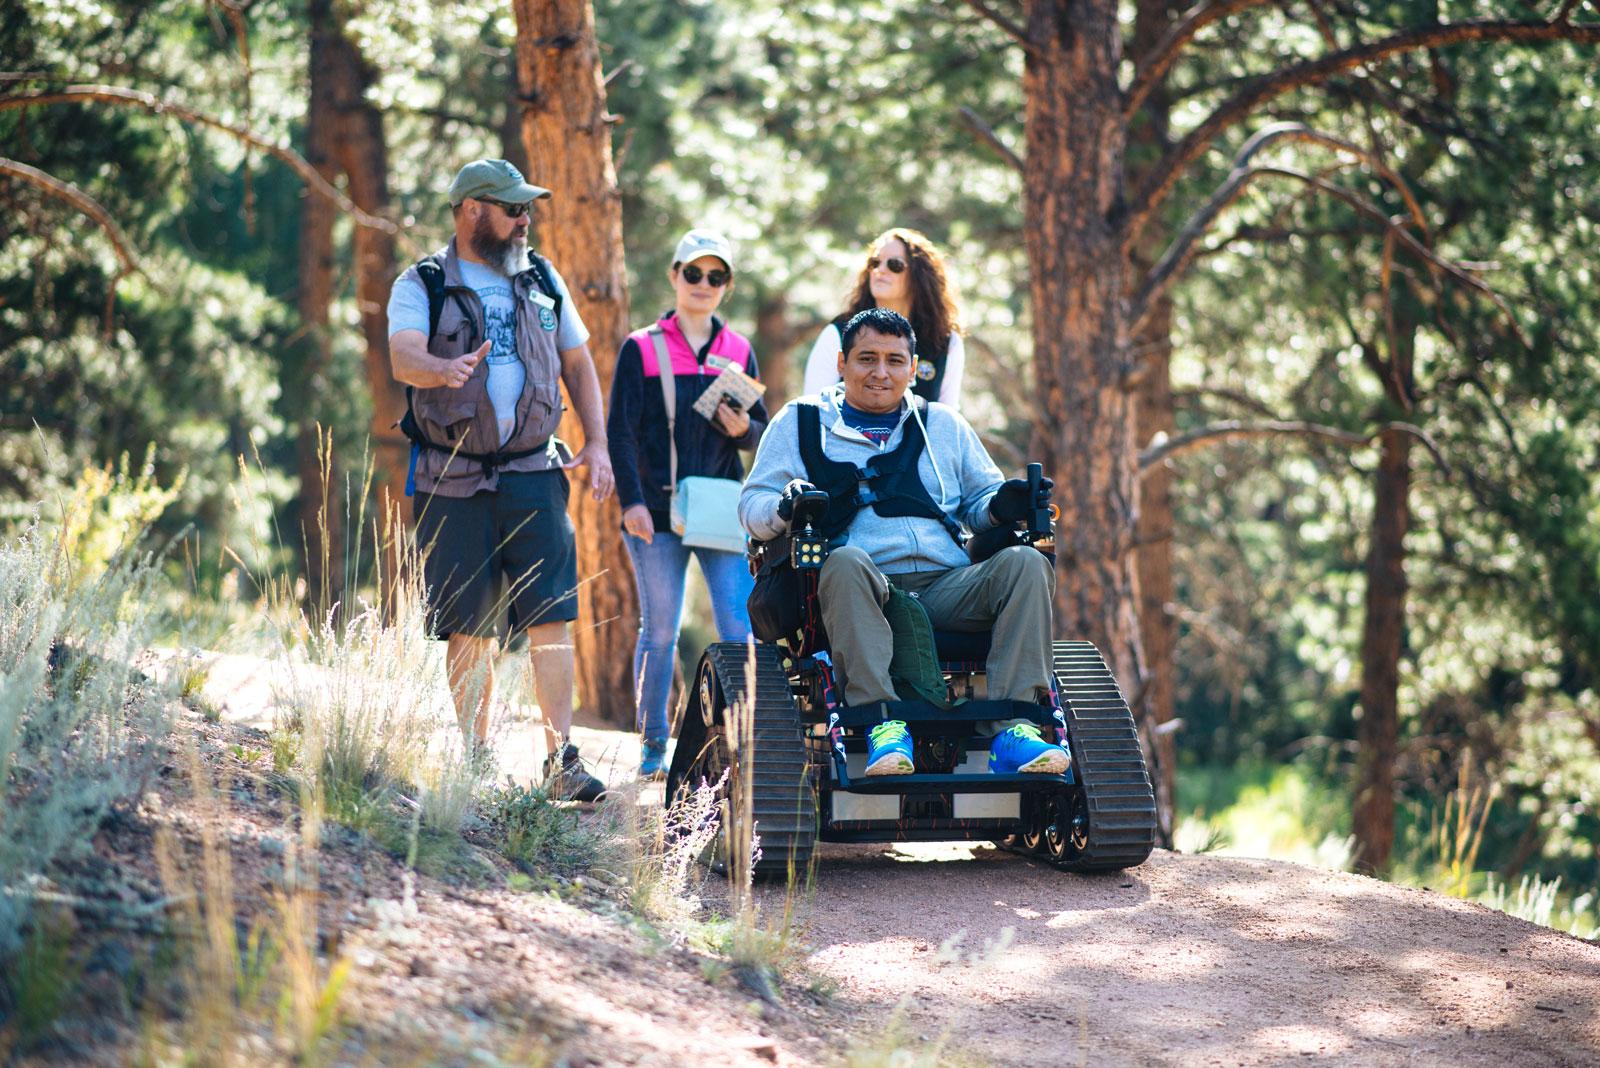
left=0, top=84, right=414, bottom=255
left=1139, top=418, right=1449, bottom=474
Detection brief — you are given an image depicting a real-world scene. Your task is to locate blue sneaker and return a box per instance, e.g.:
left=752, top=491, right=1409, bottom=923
left=865, top=720, right=914, bottom=776
left=989, top=724, right=1071, bottom=775
left=639, top=738, right=668, bottom=779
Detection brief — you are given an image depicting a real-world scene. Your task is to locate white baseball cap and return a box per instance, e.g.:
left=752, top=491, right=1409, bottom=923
left=673, top=228, right=734, bottom=272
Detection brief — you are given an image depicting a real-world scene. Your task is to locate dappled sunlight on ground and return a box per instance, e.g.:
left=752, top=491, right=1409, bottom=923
left=792, top=848, right=1600, bottom=1067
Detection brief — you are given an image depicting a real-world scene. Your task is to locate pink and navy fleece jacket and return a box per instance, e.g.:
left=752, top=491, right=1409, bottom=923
left=606, top=312, right=768, bottom=533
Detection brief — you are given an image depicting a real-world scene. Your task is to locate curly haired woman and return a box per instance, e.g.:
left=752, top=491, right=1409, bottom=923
left=801, top=227, right=965, bottom=409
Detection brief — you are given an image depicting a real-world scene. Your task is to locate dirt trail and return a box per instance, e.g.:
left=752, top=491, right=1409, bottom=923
left=775, top=841, right=1600, bottom=1067
left=172, top=650, right=1600, bottom=1066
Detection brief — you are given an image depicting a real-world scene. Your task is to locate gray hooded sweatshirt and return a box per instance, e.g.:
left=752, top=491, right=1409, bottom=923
left=739, top=386, right=1005, bottom=574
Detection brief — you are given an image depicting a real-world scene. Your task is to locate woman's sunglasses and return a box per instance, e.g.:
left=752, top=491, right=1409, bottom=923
left=680, top=264, right=731, bottom=287
left=868, top=256, right=907, bottom=274
left=478, top=197, right=531, bottom=219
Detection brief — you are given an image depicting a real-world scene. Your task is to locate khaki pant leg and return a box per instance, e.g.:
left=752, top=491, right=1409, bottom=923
left=912, top=545, right=1055, bottom=702
left=818, top=545, right=896, bottom=706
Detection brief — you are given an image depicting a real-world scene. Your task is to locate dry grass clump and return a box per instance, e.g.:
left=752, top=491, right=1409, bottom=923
left=250, top=462, right=488, bottom=844
left=0, top=517, right=175, bottom=963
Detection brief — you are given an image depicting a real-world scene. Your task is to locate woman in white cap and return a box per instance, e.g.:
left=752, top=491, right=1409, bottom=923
left=801, top=227, right=966, bottom=409
left=606, top=229, right=768, bottom=777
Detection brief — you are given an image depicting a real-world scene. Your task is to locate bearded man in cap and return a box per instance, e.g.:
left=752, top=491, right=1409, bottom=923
left=387, top=158, right=613, bottom=800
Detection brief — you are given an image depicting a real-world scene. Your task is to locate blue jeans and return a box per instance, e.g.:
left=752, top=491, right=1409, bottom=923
left=623, top=531, right=754, bottom=743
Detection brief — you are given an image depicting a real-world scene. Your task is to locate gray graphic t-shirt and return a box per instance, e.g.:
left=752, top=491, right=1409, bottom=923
left=388, top=256, right=590, bottom=444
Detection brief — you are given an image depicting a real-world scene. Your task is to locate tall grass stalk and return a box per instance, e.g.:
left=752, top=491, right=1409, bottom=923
left=256, top=445, right=488, bottom=835
left=153, top=745, right=350, bottom=1065
left=836, top=1000, right=953, bottom=1068
left=720, top=638, right=813, bottom=998
left=1428, top=757, right=1497, bottom=899
left=1481, top=875, right=1600, bottom=939
left=614, top=770, right=727, bottom=927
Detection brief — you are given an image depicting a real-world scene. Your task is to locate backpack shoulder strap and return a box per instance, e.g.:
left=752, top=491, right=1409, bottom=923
left=415, top=257, right=447, bottom=341
left=524, top=252, right=565, bottom=322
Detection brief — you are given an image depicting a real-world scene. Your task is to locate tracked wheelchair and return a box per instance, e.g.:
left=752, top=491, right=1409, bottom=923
left=664, top=465, right=1157, bottom=878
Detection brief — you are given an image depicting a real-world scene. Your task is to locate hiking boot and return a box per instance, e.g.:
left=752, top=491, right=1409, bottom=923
left=545, top=742, right=606, bottom=802
left=639, top=738, right=668, bottom=780
left=865, top=720, right=914, bottom=776
left=988, top=724, right=1071, bottom=775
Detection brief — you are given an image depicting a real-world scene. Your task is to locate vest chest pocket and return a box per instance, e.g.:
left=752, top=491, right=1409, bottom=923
left=413, top=387, right=479, bottom=442
left=436, top=326, right=473, bottom=359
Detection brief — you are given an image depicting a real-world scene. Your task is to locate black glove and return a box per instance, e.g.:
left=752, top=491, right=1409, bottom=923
left=777, top=478, right=817, bottom=521
left=989, top=476, right=1053, bottom=524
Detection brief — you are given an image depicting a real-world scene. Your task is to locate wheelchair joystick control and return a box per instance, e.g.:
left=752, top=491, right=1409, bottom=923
left=1026, top=462, right=1052, bottom=540
left=789, top=488, right=831, bottom=571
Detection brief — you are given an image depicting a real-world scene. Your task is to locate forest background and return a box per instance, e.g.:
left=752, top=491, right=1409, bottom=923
left=3, top=0, right=1598, bottom=935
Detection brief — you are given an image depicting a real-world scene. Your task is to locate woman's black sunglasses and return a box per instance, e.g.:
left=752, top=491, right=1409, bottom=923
left=868, top=256, right=907, bottom=274
left=478, top=197, right=531, bottom=219
left=680, top=264, right=731, bottom=287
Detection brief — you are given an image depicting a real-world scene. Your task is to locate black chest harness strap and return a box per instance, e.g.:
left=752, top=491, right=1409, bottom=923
left=796, top=400, right=964, bottom=545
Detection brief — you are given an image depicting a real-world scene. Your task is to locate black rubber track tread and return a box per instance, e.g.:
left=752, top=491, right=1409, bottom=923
left=1050, top=640, right=1157, bottom=872
left=704, top=642, right=818, bottom=880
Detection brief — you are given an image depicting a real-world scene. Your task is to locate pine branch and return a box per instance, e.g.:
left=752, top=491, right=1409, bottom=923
left=1172, top=386, right=1280, bottom=418
left=1125, top=18, right=1600, bottom=246
left=1139, top=419, right=1449, bottom=473
left=1129, top=122, right=1428, bottom=328
left=1, top=156, right=140, bottom=275
left=0, top=84, right=417, bottom=256
left=1125, top=0, right=1278, bottom=116
left=959, top=0, right=1033, bottom=50
left=957, top=106, right=1024, bottom=172
left=1131, top=163, right=1524, bottom=347
left=2, top=155, right=144, bottom=334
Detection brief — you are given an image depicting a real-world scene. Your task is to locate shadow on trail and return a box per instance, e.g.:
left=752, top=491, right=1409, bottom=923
left=774, top=847, right=1600, bottom=1068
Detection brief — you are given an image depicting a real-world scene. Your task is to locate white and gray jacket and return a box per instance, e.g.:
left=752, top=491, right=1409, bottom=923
left=739, top=387, right=1005, bottom=574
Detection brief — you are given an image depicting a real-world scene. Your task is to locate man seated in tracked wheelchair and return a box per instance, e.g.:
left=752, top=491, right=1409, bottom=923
left=738, top=307, right=1067, bottom=776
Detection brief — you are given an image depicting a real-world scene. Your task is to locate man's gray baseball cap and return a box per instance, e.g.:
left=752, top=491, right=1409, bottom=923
left=448, top=159, right=552, bottom=206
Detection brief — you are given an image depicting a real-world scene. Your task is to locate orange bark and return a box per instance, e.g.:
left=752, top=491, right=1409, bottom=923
left=512, top=0, right=638, bottom=726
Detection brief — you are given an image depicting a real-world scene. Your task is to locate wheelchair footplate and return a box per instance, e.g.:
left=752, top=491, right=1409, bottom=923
left=815, top=699, right=1075, bottom=843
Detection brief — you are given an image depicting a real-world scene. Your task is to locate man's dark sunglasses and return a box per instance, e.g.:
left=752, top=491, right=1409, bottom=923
left=868, top=255, right=907, bottom=274
left=680, top=264, right=731, bottom=287
left=478, top=197, right=531, bottom=219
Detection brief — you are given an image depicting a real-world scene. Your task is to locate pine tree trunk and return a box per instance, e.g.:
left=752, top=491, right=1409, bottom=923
left=511, top=0, right=637, bottom=726
left=295, top=0, right=343, bottom=614
left=1023, top=0, right=1148, bottom=700
left=1353, top=425, right=1411, bottom=872
left=1127, top=0, right=1180, bottom=846
left=753, top=292, right=796, bottom=407
left=1132, top=305, right=1175, bottom=842
left=324, top=21, right=405, bottom=593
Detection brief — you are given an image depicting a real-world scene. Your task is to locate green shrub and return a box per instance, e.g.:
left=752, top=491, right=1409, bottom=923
left=482, top=782, right=603, bottom=873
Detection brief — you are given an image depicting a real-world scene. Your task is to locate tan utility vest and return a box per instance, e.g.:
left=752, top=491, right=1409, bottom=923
left=408, top=239, right=566, bottom=497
